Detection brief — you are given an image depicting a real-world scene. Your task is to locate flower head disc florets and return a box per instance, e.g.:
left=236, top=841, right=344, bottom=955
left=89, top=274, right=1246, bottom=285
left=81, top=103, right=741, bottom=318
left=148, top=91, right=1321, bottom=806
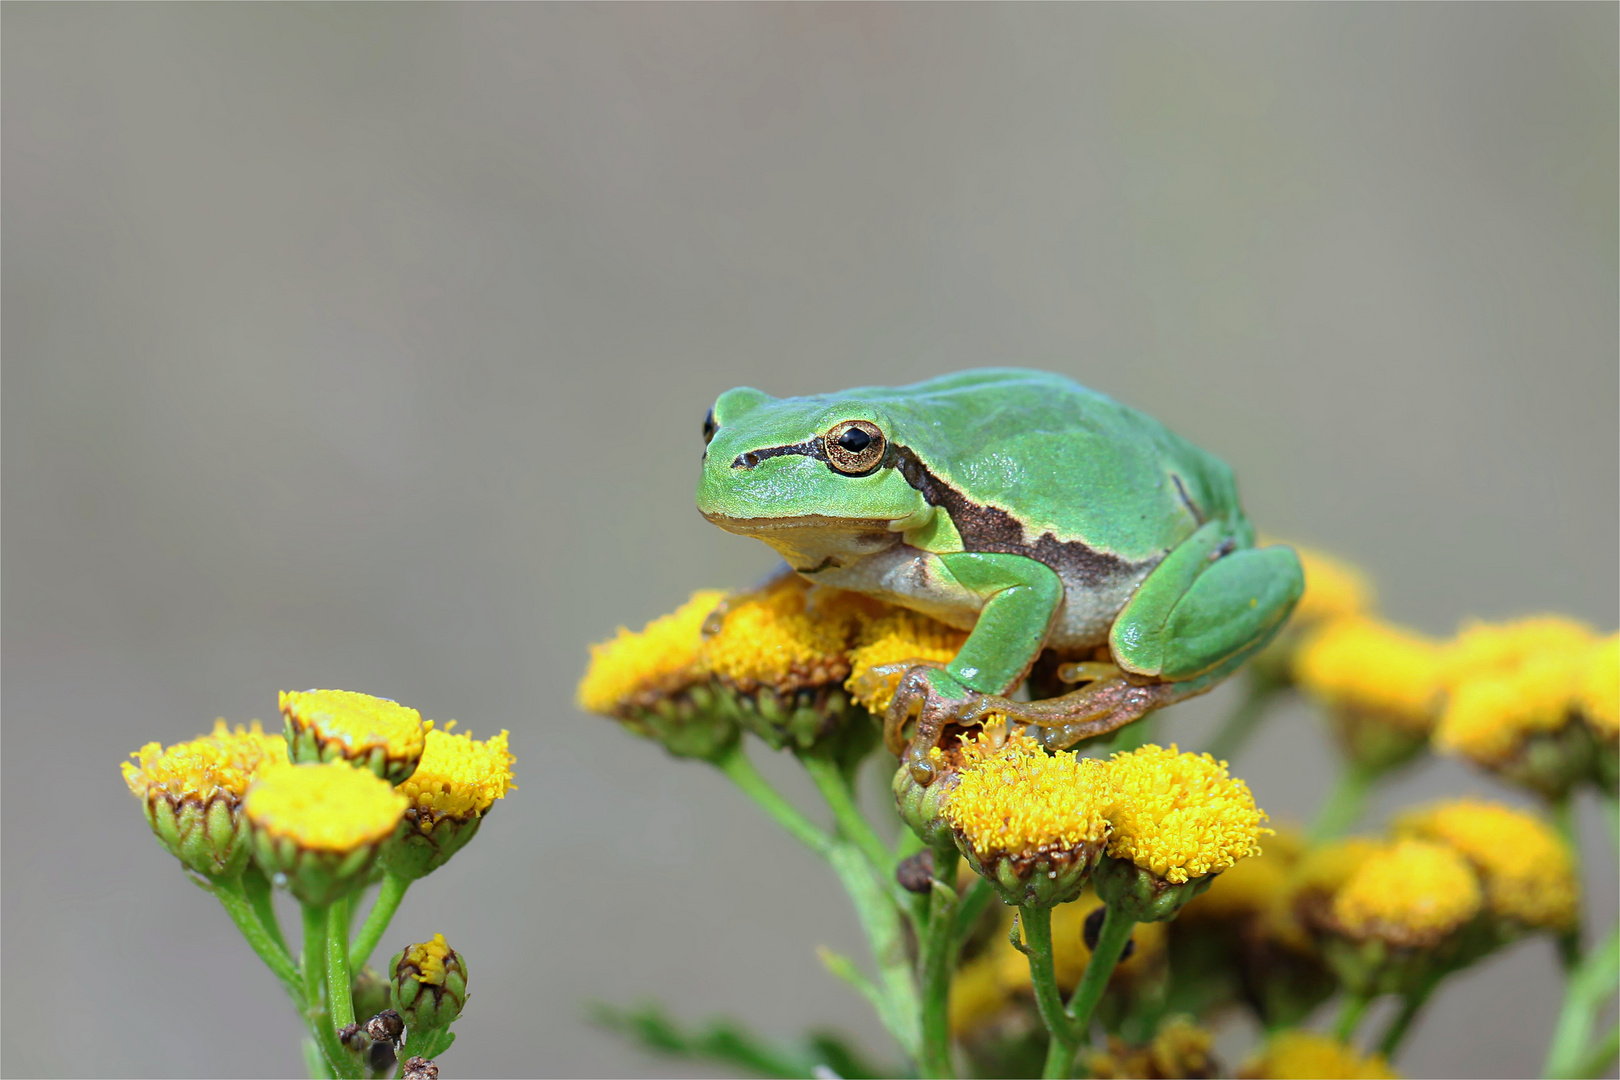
left=845, top=608, right=969, bottom=715
left=1329, top=838, right=1481, bottom=948
left=121, top=720, right=289, bottom=878
left=576, top=590, right=724, bottom=715
left=1104, top=744, right=1269, bottom=885
left=943, top=729, right=1110, bottom=906
left=245, top=762, right=407, bottom=904
left=1394, top=798, right=1576, bottom=931
left=281, top=689, right=427, bottom=784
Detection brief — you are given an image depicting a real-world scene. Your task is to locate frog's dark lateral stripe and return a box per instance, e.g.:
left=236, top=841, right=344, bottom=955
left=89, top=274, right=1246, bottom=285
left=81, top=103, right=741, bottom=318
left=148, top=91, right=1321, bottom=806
left=891, top=445, right=1141, bottom=586
left=730, top=438, right=825, bottom=469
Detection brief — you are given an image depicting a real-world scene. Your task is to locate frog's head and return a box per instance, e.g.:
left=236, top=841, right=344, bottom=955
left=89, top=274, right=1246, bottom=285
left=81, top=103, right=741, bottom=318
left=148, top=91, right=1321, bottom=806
left=695, top=386, right=930, bottom=573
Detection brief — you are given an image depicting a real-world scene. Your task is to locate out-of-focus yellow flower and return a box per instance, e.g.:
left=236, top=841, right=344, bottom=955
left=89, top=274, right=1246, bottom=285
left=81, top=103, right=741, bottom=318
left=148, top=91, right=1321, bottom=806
left=1085, top=1016, right=1218, bottom=1080
left=1181, top=827, right=1309, bottom=948
left=1432, top=649, right=1585, bottom=764
left=1104, top=745, right=1269, bottom=885
left=1046, top=891, right=1167, bottom=990
left=944, top=732, right=1110, bottom=905
left=947, top=951, right=1012, bottom=1037
left=1292, top=546, right=1376, bottom=626
left=121, top=720, right=289, bottom=878
left=845, top=607, right=968, bottom=714
left=280, top=689, right=427, bottom=784
left=1395, top=799, right=1576, bottom=930
left=1440, top=616, right=1598, bottom=688
left=1330, top=839, right=1481, bottom=947
left=1293, top=618, right=1446, bottom=732
left=1576, top=633, right=1619, bottom=740
left=245, top=762, right=407, bottom=905
left=1239, top=1031, right=1399, bottom=1079
left=576, top=590, right=724, bottom=714
left=1293, top=837, right=1382, bottom=898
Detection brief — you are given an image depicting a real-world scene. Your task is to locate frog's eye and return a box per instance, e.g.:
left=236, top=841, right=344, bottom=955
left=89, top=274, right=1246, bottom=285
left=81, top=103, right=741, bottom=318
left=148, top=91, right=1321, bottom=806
left=702, top=409, right=717, bottom=446
left=824, top=420, right=886, bottom=475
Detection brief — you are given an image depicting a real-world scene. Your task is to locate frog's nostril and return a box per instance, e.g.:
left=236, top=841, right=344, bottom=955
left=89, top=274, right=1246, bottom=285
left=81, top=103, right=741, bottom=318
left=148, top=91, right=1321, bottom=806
left=742, top=452, right=760, bottom=468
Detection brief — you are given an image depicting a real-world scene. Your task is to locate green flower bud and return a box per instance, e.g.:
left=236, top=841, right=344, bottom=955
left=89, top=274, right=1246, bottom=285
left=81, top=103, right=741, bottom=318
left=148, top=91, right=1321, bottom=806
left=390, top=935, right=468, bottom=1032
left=351, top=965, right=391, bottom=1025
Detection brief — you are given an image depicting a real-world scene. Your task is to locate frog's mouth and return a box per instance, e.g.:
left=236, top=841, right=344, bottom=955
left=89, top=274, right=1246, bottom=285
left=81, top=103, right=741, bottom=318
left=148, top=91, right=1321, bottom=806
left=701, top=511, right=902, bottom=574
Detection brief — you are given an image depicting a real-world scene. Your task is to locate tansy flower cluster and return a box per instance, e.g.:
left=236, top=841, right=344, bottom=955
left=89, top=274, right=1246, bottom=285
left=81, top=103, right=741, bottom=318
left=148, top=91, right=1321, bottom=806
left=120, top=690, right=513, bottom=1078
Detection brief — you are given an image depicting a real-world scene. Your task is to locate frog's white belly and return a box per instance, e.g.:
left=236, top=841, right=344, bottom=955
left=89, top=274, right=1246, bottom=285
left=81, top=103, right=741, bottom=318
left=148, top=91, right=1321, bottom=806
left=809, top=544, right=1156, bottom=652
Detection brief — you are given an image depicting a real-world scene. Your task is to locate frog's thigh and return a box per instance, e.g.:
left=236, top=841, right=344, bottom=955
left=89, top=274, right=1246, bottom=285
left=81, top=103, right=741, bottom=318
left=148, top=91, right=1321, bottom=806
left=935, top=551, right=1063, bottom=695
left=1113, top=538, right=1303, bottom=681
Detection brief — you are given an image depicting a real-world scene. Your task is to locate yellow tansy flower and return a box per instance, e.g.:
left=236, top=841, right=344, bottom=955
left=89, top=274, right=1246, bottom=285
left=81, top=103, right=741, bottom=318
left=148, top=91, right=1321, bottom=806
left=121, top=720, right=289, bottom=878
left=947, top=951, right=1013, bottom=1036
left=944, top=734, right=1111, bottom=905
left=846, top=607, right=969, bottom=714
left=1440, top=615, right=1598, bottom=688
left=280, top=689, right=427, bottom=784
left=1292, top=546, right=1376, bottom=625
left=1576, top=633, right=1619, bottom=740
left=1395, top=798, right=1577, bottom=930
left=699, top=580, right=873, bottom=693
left=1330, top=838, right=1481, bottom=947
left=1104, top=745, right=1270, bottom=885
left=391, top=933, right=468, bottom=1030
left=1240, top=1031, right=1398, bottom=1080
left=1293, top=837, right=1382, bottom=898
left=1181, top=827, right=1310, bottom=949
left=576, top=589, right=725, bottom=714
left=245, top=762, right=407, bottom=905
left=397, top=727, right=515, bottom=824
left=1086, top=1016, right=1218, bottom=1080
left=1293, top=617, right=1446, bottom=731
left=1432, top=648, right=1584, bottom=764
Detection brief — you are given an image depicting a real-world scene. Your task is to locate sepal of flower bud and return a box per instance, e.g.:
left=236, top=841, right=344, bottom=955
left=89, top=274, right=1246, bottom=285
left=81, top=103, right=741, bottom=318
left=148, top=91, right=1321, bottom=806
left=893, top=754, right=960, bottom=848
left=390, top=934, right=468, bottom=1032
left=244, top=762, right=408, bottom=906
left=281, top=689, right=427, bottom=784
left=351, top=966, right=391, bottom=1025
left=1092, top=855, right=1215, bottom=922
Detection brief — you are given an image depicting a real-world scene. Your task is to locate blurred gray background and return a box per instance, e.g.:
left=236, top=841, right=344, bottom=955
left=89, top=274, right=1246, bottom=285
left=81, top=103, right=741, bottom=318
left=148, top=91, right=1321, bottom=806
left=4, top=4, right=1616, bottom=1077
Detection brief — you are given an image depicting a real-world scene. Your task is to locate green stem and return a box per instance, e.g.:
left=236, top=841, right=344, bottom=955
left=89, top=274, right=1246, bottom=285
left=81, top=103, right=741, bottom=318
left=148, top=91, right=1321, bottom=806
left=953, top=877, right=995, bottom=950
left=242, top=864, right=290, bottom=956
left=1309, top=761, right=1378, bottom=842
left=302, top=904, right=360, bottom=1080
left=1333, top=991, right=1374, bottom=1043
left=1056, top=904, right=1136, bottom=1076
left=802, top=751, right=896, bottom=881
left=1543, top=921, right=1620, bottom=1078
left=1549, top=795, right=1583, bottom=970
left=1574, top=1024, right=1619, bottom=1080
left=211, top=876, right=302, bottom=1001
left=1377, top=973, right=1441, bottom=1060
left=826, top=842, right=923, bottom=1063
left=715, top=745, right=832, bottom=857
left=1014, top=907, right=1077, bottom=1079
left=1205, top=677, right=1280, bottom=763
left=350, top=871, right=412, bottom=971
left=917, top=840, right=961, bottom=1079
left=326, top=903, right=356, bottom=1030
left=303, top=1037, right=333, bottom=1080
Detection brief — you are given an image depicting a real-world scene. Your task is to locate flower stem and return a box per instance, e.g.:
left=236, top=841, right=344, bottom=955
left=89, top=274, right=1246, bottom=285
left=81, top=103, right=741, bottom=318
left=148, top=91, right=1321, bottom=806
left=211, top=875, right=303, bottom=1001
left=1205, top=676, right=1280, bottom=763
left=1309, top=761, right=1377, bottom=842
left=1542, top=920, right=1620, bottom=1078
left=1333, top=990, right=1374, bottom=1043
left=1549, top=795, right=1583, bottom=970
left=242, top=863, right=290, bottom=956
left=917, top=839, right=961, bottom=1079
left=1377, top=972, right=1441, bottom=1059
left=715, top=744, right=832, bottom=857
left=326, top=903, right=356, bottom=1030
left=1054, top=903, right=1136, bottom=1077
left=826, top=842, right=923, bottom=1063
left=302, top=903, right=360, bottom=1080
left=1014, top=906, right=1077, bottom=1078
left=350, top=870, right=412, bottom=971
left=953, top=877, right=994, bottom=951
left=1574, top=1024, right=1618, bottom=1080
left=801, top=750, right=895, bottom=880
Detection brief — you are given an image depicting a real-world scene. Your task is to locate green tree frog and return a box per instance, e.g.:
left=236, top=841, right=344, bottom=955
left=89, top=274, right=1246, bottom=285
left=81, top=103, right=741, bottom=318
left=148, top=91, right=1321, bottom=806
left=695, top=368, right=1304, bottom=781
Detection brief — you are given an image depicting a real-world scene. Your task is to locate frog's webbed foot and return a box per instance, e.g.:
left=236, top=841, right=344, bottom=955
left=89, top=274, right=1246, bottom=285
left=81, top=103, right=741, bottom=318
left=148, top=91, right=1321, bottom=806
left=887, top=666, right=1008, bottom=784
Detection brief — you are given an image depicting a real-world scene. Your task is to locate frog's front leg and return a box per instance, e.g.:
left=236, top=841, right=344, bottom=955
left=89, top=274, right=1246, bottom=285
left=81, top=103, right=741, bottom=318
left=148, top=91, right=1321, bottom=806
left=889, top=551, right=1062, bottom=782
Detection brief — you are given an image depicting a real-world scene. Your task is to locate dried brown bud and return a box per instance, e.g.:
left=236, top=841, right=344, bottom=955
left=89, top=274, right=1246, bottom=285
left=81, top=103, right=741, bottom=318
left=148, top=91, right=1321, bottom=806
left=896, top=849, right=935, bottom=894
left=366, top=1009, right=405, bottom=1047
left=402, top=1057, right=439, bottom=1080
left=336, top=1023, right=368, bottom=1054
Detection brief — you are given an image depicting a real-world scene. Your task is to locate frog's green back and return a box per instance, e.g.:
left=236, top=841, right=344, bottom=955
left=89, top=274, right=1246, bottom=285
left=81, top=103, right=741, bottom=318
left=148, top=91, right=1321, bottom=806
left=828, top=369, right=1245, bottom=562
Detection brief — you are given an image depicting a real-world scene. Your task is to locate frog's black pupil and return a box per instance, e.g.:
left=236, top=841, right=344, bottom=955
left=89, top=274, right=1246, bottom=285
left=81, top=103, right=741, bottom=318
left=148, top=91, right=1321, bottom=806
left=838, top=427, right=872, bottom=453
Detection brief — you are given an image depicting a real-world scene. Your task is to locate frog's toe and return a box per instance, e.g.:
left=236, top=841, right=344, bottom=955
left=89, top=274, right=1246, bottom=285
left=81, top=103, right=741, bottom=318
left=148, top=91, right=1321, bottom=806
left=991, top=677, right=1199, bottom=751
